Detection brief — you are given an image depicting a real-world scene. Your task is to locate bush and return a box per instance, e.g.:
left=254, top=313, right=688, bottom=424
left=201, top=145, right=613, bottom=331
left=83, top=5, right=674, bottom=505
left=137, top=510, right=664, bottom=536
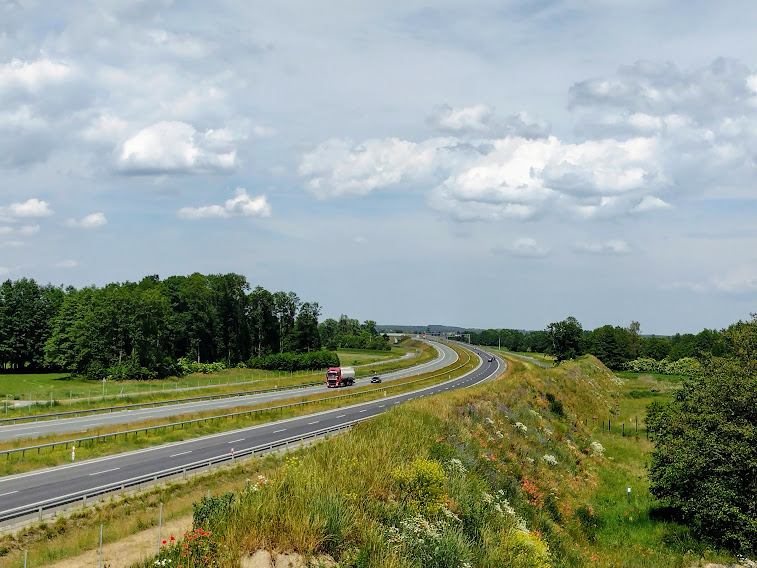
left=392, top=458, right=447, bottom=517
left=176, top=358, right=227, bottom=376
left=246, top=349, right=339, bottom=372
left=646, top=318, right=757, bottom=553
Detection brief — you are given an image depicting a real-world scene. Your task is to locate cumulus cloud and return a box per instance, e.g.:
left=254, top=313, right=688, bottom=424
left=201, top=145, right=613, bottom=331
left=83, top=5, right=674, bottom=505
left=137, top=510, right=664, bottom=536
left=0, top=59, right=73, bottom=93
left=572, top=240, right=631, bottom=255
left=631, top=195, right=671, bottom=213
left=0, top=198, right=54, bottom=221
left=299, top=59, right=757, bottom=223
left=299, top=137, right=446, bottom=198
left=428, top=105, right=550, bottom=139
left=65, top=212, right=107, bottom=229
left=116, top=121, right=239, bottom=175
left=177, top=188, right=272, bottom=220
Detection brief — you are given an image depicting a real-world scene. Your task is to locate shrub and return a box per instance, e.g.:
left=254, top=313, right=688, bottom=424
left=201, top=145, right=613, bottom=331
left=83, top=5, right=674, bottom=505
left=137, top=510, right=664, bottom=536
left=647, top=319, right=757, bottom=553
left=392, top=458, right=447, bottom=517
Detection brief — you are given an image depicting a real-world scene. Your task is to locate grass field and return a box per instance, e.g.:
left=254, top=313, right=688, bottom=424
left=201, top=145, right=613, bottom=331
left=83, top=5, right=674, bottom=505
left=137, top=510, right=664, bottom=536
left=337, top=346, right=407, bottom=366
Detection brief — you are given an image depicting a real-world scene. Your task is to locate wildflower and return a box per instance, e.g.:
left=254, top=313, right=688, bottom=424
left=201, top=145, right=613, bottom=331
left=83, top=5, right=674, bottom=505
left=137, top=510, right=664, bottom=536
left=590, top=441, right=605, bottom=457
left=515, top=421, right=528, bottom=433
left=542, top=454, right=558, bottom=466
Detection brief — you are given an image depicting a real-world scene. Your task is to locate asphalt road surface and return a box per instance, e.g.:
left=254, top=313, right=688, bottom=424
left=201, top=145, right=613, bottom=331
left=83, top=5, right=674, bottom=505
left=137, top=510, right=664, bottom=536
left=0, top=341, right=458, bottom=443
left=0, top=346, right=503, bottom=525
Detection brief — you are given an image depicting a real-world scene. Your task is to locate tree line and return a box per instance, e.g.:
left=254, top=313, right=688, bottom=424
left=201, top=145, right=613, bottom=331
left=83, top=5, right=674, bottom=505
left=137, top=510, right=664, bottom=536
left=465, top=318, right=738, bottom=369
left=0, top=274, right=351, bottom=380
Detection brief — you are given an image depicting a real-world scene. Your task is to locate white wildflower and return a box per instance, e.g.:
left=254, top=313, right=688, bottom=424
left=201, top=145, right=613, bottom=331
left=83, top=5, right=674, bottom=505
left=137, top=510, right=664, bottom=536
left=590, top=441, right=605, bottom=457
left=542, top=454, right=558, bottom=466
left=515, top=422, right=528, bottom=433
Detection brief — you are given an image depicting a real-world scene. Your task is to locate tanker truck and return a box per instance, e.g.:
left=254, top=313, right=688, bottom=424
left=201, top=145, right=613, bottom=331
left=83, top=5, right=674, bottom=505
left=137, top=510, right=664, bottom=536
left=326, top=366, right=356, bottom=388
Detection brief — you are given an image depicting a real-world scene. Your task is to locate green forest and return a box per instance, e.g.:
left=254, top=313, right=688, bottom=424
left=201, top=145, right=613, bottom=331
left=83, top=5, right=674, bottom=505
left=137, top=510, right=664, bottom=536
left=0, top=274, right=386, bottom=380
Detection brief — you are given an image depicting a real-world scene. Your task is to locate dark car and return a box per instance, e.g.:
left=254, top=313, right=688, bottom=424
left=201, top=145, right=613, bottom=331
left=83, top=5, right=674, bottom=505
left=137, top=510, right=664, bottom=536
left=370, top=376, right=382, bottom=383
left=487, top=357, right=494, bottom=362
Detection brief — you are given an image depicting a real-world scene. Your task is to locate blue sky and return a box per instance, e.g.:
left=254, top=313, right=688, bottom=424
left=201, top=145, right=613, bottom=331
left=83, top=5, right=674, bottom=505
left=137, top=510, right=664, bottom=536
left=1, top=0, right=756, bottom=334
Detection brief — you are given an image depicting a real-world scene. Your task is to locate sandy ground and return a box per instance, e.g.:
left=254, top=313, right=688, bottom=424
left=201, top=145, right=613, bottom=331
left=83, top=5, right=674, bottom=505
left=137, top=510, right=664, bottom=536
left=45, top=515, right=192, bottom=568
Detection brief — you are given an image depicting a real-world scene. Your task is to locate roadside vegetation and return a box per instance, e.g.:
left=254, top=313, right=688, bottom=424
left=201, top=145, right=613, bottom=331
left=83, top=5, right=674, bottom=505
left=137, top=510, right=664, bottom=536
left=3, top=348, right=748, bottom=568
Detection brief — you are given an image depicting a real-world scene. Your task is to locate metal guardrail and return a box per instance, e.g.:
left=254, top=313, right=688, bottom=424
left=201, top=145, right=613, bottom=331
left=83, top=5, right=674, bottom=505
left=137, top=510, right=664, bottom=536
left=0, top=346, right=472, bottom=460
left=0, top=418, right=366, bottom=525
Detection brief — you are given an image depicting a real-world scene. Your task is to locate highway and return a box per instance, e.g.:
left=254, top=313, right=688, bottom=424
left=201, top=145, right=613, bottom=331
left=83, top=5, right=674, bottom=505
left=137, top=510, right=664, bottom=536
left=0, top=341, right=457, bottom=442
left=0, top=345, right=502, bottom=525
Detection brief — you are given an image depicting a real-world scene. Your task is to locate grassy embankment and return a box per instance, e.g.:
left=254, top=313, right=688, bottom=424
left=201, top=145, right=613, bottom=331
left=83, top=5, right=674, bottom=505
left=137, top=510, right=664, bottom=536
left=3, top=353, right=739, bottom=568
left=0, top=342, right=457, bottom=475
left=0, top=345, right=418, bottom=419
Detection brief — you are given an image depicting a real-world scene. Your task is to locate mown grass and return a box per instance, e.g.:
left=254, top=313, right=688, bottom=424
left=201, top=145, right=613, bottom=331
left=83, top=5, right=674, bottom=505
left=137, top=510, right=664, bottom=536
left=0, top=343, right=468, bottom=475
left=3, top=352, right=739, bottom=568
left=0, top=342, right=431, bottom=420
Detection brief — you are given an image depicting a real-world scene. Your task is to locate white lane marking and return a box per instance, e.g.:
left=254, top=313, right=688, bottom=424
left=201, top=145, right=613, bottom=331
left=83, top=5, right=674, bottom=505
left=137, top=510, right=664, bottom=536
left=308, top=421, right=319, bottom=425
left=16, top=431, right=39, bottom=437
left=359, top=410, right=367, bottom=413
left=89, top=467, right=120, bottom=476
left=273, top=429, right=286, bottom=433
left=227, top=438, right=244, bottom=444
left=337, top=415, right=345, bottom=418
left=393, top=401, right=400, bottom=404
left=0, top=490, right=18, bottom=497
left=378, top=405, right=385, bottom=408
left=170, top=451, right=192, bottom=457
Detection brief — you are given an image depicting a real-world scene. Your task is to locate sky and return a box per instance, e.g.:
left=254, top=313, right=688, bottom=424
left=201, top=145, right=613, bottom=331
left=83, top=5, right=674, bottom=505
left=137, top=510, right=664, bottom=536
left=1, top=0, right=756, bottom=335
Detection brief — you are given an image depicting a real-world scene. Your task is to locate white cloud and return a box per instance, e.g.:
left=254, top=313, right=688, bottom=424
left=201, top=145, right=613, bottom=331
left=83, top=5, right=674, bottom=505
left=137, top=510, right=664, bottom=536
left=498, top=237, right=549, bottom=258
left=65, top=212, right=107, bottom=229
left=55, top=260, right=78, bottom=269
left=300, top=59, right=757, bottom=223
left=0, top=198, right=54, bottom=221
left=572, top=240, right=631, bottom=255
left=0, top=266, right=8, bottom=275
left=177, top=188, right=272, bottom=220
left=116, top=121, right=238, bottom=174
left=428, top=105, right=550, bottom=139
left=81, top=114, right=129, bottom=144
left=631, top=195, right=671, bottom=213
left=0, top=59, right=73, bottom=93
left=299, top=137, right=445, bottom=198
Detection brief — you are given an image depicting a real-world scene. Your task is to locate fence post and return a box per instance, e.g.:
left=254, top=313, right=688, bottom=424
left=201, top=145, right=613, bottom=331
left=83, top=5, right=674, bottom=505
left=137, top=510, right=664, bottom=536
left=157, top=503, right=162, bottom=554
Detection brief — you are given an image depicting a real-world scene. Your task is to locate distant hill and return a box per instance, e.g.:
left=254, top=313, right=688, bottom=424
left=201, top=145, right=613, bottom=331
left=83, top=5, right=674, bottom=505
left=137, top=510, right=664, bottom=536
left=376, top=324, right=483, bottom=333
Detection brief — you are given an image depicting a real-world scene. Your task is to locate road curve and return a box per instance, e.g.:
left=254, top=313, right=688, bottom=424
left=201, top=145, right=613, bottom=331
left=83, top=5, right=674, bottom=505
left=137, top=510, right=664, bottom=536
left=0, top=341, right=457, bottom=443
left=0, top=344, right=503, bottom=526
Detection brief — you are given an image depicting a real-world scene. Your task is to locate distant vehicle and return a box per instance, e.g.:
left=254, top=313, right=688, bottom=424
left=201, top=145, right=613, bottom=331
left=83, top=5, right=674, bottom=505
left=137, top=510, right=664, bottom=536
left=370, top=376, right=382, bottom=383
left=326, top=366, right=356, bottom=388
left=488, top=357, right=494, bottom=362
